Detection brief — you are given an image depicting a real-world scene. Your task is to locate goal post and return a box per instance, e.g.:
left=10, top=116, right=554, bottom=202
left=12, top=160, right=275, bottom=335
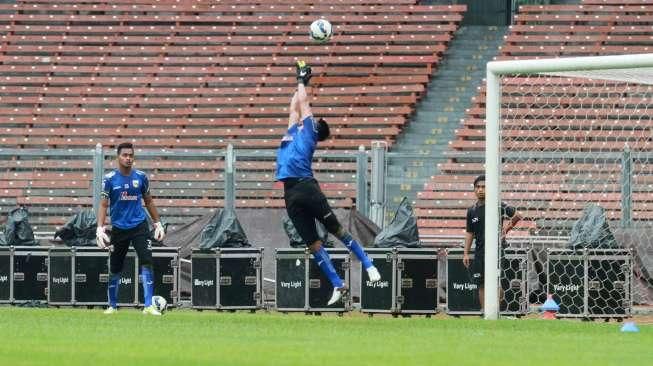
left=484, top=53, right=653, bottom=320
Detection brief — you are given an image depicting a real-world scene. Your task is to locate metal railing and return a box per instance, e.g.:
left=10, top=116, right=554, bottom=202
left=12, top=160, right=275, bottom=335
left=0, top=144, right=648, bottom=232
left=0, top=144, right=381, bottom=233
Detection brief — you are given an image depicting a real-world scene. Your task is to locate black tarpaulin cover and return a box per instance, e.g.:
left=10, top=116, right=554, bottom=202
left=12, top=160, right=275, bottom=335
left=568, top=203, right=618, bottom=249
left=199, top=208, right=250, bottom=249
left=54, top=208, right=97, bottom=247
left=373, top=197, right=421, bottom=248
left=3, top=207, right=38, bottom=246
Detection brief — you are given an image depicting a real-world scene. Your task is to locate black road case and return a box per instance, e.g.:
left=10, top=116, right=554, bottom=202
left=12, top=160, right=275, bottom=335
left=547, top=248, right=632, bottom=319
left=361, top=248, right=439, bottom=315
left=0, top=247, right=12, bottom=303
left=360, top=248, right=396, bottom=314
left=191, top=249, right=217, bottom=308
left=138, top=247, right=179, bottom=307
left=47, top=247, right=75, bottom=305
left=500, top=248, right=528, bottom=315
left=116, top=249, right=138, bottom=307
left=446, top=248, right=481, bottom=315
left=75, top=247, right=110, bottom=306
left=48, top=247, right=111, bottom=306
left=13, top=246, right=49, bottom=304
left=396, top=248, right=439, bottom=314
left=191, top=248, right=263, bottom=310
left=446, top=248, right=528, bottom=316
left=275, top=248, right=351, bottom=313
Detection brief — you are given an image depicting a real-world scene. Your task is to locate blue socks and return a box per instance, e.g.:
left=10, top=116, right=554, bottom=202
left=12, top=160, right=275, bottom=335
left=339, top=233, right=373, bottom=270
left=108, top=268, right=154, bottom=308
left=108, top=273, right=120, bottom=308
left=141, top=266, right=154, bottom=307
left=312, top=246, right=344, bottom=289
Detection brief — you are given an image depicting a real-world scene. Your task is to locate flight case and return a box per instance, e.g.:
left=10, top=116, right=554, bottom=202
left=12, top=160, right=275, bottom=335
left=547, top=248, right=632, bottom=319
left=191, top=247, right=263, bottom=310
left=360, top=248, right=439, bottom=316
left=275, top=248, right=351, bottom=313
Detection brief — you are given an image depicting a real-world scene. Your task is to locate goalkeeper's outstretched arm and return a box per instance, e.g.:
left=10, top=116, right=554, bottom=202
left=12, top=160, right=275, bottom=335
left=288, top=91, right=300, bottom=128
left=297, top=83, right=312, bottom=120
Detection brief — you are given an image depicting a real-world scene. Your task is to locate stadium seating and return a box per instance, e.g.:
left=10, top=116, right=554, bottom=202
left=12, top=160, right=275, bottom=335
left=0, top=1, right=465, bottom=232
left=416, top=1, right=653, bottom=236
left=500, top=3, right=653, bottom=59
left=0, top=1, right=464, bottom=150
left=0, top=150, right=360, bottom=232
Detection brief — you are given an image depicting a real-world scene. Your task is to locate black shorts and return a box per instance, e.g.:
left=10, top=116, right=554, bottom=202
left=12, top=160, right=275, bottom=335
left=283, top=178, right=338, bottom=246
left=109, top=220, right=152, bottom=274
left=471, top=248, right=509, bottom=289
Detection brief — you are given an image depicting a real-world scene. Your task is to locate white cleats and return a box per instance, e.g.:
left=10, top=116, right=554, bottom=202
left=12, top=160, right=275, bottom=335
left=327, top=286, right=348, bottom=306
left=103, top=307, right=118, bottom=314
left=366, top=266, right=381, bottom=283
left=142, top=305, right=162, bottom=316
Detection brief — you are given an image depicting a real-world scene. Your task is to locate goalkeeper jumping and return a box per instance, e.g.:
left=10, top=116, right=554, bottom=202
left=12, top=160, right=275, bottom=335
left=276, top=61, right=381, bottom=306
left=96, top=142, right=166, bottom=315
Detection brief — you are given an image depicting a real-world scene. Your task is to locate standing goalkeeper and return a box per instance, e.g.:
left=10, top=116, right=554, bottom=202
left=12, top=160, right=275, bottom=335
left=276, top=61, right=381, bottom=306
left=463, top=175, right=522, bottom=310
left=96, top=142, right=166, bottom=315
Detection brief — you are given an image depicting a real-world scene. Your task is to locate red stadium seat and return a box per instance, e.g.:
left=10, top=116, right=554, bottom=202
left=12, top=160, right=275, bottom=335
left=0, top=0, right=467, bottom=232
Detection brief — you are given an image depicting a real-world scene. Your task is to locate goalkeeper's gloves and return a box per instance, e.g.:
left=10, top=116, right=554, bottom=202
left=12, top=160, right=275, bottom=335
left=154, top=221, right=165, bottom=241
left=296, top=60, right=312, bottom=86
left=96, top=226, right=110, bottom=249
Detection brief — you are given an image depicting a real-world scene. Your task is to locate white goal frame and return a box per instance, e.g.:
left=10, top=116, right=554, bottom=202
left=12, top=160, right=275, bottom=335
left=484, top=53, right=653, bottom=320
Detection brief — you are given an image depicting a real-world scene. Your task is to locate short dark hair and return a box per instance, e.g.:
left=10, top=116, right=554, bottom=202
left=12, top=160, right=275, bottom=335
left=116, top=142, right=134, bottom=155
left=317, top=118, right=330, bottom=142
left=473, top=174, right=485, bottom=188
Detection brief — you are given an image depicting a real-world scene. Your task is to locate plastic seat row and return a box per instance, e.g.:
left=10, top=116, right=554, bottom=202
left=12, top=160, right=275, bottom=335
left=415, top=1, right=653, bottom=236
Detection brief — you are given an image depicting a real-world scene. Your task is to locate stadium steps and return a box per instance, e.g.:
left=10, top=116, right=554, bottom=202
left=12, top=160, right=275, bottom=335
left=385, top=25, right=507, bottom=222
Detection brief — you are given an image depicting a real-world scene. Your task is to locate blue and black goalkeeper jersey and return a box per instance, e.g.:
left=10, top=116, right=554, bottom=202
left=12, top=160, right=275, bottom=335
left=101, top=169, right=150, bottom=229
left=275, top=116, right=319, bottom=181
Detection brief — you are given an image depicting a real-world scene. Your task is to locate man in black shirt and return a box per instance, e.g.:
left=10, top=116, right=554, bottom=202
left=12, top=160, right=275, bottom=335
left=463, top=175, right=522, bottom=310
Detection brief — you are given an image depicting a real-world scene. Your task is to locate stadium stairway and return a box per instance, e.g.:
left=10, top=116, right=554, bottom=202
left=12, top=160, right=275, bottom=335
left=385, top=25, right=506, bottom=220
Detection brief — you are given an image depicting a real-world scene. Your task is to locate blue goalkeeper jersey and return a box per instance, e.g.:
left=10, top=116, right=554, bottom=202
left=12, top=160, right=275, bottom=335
left=275, top=116, right=319, bottom=181
left=101, top=169, right=150, bottom=229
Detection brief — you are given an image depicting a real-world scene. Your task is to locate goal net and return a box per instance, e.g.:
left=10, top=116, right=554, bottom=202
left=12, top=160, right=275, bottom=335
left=484, top=54, right=653, bottom=319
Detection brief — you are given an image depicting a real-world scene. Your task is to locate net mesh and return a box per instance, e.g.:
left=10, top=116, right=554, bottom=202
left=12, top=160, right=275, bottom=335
left=496, top=69, right=651, bottom=314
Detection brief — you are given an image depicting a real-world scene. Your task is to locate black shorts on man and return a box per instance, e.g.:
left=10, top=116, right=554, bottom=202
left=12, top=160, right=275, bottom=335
left=109, top=220, right=152, bottom=274
left=283, top=177, right=339, bottom=246
left=471, top=246, right=509, bottom=290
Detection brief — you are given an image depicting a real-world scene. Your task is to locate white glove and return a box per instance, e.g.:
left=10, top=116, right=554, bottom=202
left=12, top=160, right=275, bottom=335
left=154, top=221, right=165, bottom=241
left=96, top=226, right=110, bottom=249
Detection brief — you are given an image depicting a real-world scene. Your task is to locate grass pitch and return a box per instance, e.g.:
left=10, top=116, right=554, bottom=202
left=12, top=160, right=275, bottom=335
left=0, top=308, right=650, bottom=366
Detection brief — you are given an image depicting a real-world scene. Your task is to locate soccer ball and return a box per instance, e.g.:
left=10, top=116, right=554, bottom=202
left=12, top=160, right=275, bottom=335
left=309, top=19, right=333, bottom=43
left=152, top=295, right=168, bottom=313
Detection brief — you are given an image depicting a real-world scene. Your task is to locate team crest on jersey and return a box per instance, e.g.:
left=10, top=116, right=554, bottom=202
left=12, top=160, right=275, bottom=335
left=132, top=180, right=139, bottom=188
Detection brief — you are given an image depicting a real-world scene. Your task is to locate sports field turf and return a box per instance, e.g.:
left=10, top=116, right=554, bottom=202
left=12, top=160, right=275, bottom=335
left=0, top=308, right=650, bottom=366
